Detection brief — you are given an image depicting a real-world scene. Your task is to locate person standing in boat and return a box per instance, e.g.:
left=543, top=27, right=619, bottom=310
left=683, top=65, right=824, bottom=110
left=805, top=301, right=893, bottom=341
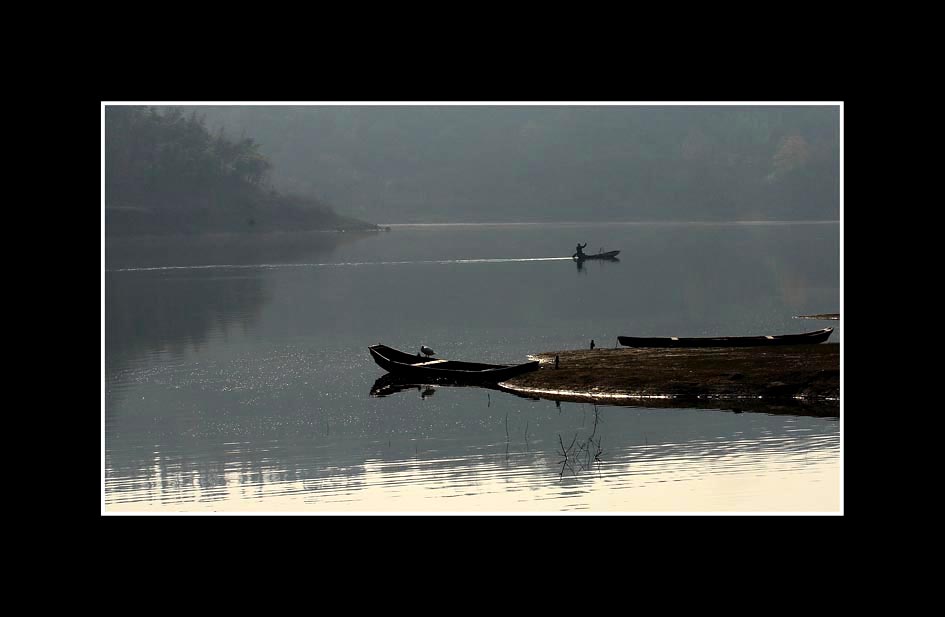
left=575, top=242, right=587, bottom=258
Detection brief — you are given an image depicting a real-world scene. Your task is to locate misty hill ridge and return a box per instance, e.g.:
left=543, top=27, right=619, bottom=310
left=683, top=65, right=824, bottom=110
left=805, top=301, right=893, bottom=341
left=104, top=106, right=374, bottom=236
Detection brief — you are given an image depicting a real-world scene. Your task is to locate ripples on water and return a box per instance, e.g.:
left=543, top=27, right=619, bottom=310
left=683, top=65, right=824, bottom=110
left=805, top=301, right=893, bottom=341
left=104, top=438, right=840, bottom=513
left=104, top=385, right=840, bottom=513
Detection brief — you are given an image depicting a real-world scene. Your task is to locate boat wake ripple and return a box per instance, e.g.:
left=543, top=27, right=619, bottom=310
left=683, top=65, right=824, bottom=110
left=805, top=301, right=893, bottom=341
left=107, top=257, right=576, bottom=273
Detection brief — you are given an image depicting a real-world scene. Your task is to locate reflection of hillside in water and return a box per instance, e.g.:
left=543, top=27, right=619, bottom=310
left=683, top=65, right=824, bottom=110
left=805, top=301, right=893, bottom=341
left=105, top=230, right=371, bottom=269
left=106, top=232, right=365, bottom=356
left=104, top=231, right=370, bottom=415
left=105, top=270, right=266, bottom=363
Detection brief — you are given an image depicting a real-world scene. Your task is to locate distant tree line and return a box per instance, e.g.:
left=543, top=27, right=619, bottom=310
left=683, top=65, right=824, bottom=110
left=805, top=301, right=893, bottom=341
left=104, top=106, right=372, bottom=235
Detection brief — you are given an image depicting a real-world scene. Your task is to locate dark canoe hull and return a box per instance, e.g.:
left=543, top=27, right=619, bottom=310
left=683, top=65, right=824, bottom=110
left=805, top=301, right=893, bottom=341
left=368, top=344, right=540, bottom=382
left=574, top=250, right=620, bottom=261
left=618, top=328, right=834, bottom=348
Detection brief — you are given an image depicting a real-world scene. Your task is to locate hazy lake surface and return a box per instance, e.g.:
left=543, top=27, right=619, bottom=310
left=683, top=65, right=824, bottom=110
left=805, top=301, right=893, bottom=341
left=103, top=221, right=841, bottom=513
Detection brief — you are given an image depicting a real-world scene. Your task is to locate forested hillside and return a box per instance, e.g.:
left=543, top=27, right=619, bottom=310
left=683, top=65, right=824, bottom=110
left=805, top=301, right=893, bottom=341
left=104, top=106, right=374, bottom=235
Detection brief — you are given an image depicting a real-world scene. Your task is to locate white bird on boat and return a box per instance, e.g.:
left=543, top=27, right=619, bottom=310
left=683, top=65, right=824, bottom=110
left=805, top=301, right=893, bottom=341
left=420, top=345, right=435, bottom=357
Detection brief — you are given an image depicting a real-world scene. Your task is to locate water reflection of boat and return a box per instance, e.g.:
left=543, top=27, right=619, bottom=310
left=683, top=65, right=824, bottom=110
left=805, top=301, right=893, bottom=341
left=617, top=328, right=833, bottom=348
left=370, top=373, right=499, bottom=397
left=368, top=344, right=540, bottom=382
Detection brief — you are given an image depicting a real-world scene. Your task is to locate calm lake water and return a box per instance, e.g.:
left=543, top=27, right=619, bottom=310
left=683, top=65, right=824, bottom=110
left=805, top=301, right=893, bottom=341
left=103, top=221, right=842, bottom=514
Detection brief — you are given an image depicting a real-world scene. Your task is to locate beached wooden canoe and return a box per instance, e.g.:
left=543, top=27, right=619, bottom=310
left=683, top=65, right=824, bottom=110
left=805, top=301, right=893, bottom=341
left=617, top=327, right=834, bottom=348
left=368, top=344, right=540, bottom=382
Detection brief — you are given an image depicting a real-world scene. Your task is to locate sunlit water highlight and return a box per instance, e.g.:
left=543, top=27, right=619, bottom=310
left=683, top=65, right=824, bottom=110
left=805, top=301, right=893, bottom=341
left=104, top=426, right=839, bottom=513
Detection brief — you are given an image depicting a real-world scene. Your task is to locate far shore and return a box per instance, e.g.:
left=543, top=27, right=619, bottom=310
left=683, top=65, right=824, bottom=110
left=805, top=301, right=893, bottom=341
left=379, top=219, right=841, bottom=228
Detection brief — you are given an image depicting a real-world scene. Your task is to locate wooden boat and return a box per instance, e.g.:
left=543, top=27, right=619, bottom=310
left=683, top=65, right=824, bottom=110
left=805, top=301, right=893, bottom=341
left=368, top=344, right=540, bottom=382
left=573, top=250, right=620, bottom=261
left=617, top=327, right=834, bottom=348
